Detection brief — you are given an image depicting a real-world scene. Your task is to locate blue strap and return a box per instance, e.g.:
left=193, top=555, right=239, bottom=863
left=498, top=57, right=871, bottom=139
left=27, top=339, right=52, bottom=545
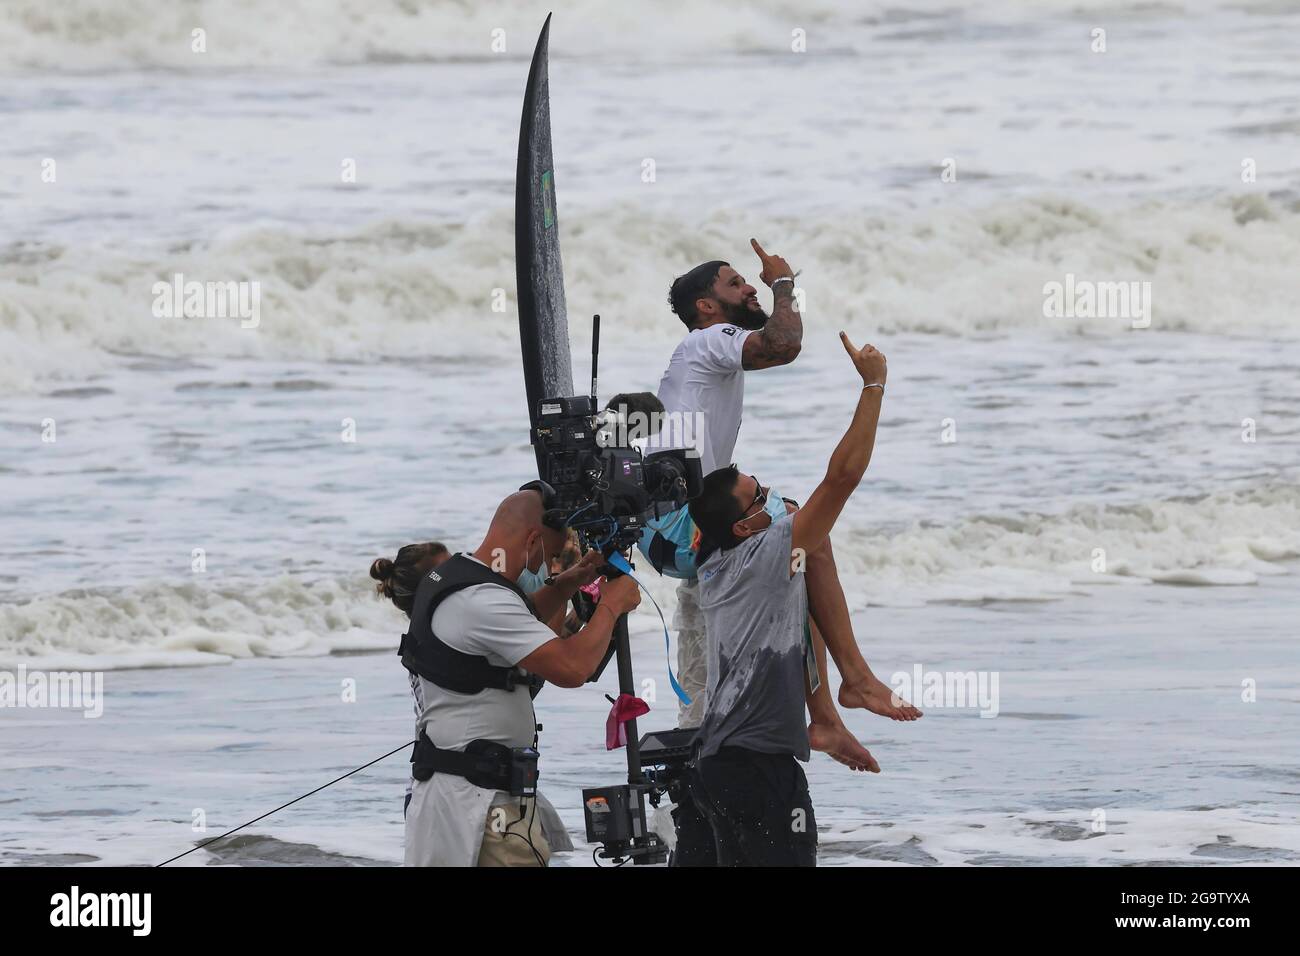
left=605, top=551, right=692, bottom=707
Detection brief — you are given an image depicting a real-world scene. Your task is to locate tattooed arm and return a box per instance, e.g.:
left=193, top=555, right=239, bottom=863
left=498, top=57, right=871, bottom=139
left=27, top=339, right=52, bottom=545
left=741, top=237, right=803, bottom=370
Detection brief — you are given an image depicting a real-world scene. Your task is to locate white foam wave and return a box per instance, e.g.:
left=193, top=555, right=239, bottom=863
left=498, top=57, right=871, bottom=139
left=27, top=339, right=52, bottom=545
left=0, top=0, right=1200, bottom=72
left=5, top=195, right=1298, bottom=393
left=833, top=483, right=1300, bottom=606
left=2, top=484, right=1295, bottom=666
left=0, top=575, right=401, bottom=670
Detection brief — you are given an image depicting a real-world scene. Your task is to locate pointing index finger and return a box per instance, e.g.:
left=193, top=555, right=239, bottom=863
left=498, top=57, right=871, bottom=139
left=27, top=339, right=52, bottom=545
left=750, top=237, right=768, bottom=260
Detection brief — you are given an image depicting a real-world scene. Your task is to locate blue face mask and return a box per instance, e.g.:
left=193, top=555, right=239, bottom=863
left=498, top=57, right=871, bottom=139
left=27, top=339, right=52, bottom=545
left=762, top=487, right=787, bottom=525
left=740, top=481, right=787, bottom=534
left=517, top=566, right=547, bottom=595
left=517, top=541, right=548, bottom=595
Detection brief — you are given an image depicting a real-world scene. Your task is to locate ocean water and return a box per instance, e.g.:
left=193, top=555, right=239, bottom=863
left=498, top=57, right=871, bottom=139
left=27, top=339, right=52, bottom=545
left=1, top=0, right=1298, bottom=865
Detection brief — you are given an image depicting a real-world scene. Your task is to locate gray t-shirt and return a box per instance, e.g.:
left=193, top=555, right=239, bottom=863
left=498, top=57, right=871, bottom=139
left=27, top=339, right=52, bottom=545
left=694, top=514, right=810, bottom=761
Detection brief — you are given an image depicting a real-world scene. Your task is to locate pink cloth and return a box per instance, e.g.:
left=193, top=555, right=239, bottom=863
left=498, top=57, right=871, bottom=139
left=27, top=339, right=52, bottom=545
left=605, top=693, right=651, bottom=750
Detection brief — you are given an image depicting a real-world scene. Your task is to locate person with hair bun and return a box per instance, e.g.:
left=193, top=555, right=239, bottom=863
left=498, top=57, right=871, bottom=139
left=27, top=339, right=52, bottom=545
left=369, top=541, right=451, bottom=614
left=370, top=542, right=451, bottom=820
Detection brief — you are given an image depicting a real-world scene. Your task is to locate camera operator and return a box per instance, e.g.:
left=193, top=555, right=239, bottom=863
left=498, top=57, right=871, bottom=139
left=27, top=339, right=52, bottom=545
left=370, top=485, right=641, bottom=866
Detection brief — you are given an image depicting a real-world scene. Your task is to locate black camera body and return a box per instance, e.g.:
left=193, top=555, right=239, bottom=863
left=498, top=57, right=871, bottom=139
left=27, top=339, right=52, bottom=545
left=533, top=393, right=701, bottom=550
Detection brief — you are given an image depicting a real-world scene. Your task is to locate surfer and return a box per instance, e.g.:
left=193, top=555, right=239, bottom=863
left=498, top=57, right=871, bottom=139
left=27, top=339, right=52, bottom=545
left=640, top=240, right=919, bottom=728
left=683, top=331, right=892, bottom=865
left=370, top=487, right=640, bottom=866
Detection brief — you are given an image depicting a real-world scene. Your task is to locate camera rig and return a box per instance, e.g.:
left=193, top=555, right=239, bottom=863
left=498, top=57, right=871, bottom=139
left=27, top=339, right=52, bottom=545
left=581, top=726, right=698, bottom=865
left=528, top=316, right=702, bottom=865
left=532, top=315, right=700, bottom=553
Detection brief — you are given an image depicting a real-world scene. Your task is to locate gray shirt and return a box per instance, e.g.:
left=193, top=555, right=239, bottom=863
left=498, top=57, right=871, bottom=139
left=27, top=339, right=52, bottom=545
left=405, top=554, right=575, bottom=865
left=419, top=564, right=553, bottom=754
left=694, top=514, right=810, bottom=761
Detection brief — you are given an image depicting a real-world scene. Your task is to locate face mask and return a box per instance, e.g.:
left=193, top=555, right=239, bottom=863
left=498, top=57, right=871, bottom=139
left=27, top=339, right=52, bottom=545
left=738, top=484, right=787, bottom=536
left=517, top=538, right=548, bottom=595
left=762, top=488, right=787, bottom=525
left=517, top=566, right=547, bottom=595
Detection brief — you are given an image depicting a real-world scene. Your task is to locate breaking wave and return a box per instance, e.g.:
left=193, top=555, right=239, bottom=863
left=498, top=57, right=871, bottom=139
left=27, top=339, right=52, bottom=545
left=0, top=0, right=1208, bottom=72
left=5, top=194, right=1298, bottom=393
left=3, top=483, right=1295, bottom=667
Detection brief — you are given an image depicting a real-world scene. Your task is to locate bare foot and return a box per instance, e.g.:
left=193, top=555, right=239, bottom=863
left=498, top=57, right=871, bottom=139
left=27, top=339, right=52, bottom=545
left=808, top=721, right=881, bottom=773
left=838, top=676, right=923, bottom=721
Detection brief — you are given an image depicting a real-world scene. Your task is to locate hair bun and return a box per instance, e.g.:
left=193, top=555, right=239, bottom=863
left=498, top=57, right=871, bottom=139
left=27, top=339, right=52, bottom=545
left=370, top=557, right=394, bottom=582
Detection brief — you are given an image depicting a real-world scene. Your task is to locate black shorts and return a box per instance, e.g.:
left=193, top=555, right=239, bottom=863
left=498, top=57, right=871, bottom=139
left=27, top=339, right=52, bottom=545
left=689, top=746, right=818, bottom=867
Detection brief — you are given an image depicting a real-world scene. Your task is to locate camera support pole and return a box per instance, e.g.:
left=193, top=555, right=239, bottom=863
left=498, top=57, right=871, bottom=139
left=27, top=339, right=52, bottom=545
left=612, top=611, right=644, bottom=784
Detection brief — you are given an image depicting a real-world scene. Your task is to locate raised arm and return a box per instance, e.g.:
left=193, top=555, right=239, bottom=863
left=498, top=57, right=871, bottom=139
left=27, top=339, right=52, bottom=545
left=741, top=238, right=803, bottom=370
left=790, top=333, right=887, bottom=559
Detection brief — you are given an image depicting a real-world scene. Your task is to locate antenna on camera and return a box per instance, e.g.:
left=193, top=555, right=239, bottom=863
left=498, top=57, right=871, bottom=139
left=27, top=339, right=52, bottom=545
left=590, top=313, right=601, bottom=408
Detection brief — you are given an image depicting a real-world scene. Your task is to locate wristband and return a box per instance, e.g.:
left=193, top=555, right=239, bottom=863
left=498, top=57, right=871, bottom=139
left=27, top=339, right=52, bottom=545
left=862, top=383, right=884, bottom=393
left=771, top=276, right=795, bottom=287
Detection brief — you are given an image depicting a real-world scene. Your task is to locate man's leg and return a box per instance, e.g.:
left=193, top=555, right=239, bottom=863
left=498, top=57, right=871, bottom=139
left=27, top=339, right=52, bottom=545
left=781, top=759, right=819, bottom=868
left=805, top=616, right=880, bottom=772
left=670, top=764, right=719, bottom=867
left=694, top=750, right=757, bottom=867
left=696, top=748, right=817, bottom=867
left=674, top=578, right=708, bottom=727
left=670, top=579, right=715, bottom=859
left=786, top=498, right=920, bottom=721
left=477, top=799, right=551, bottom=867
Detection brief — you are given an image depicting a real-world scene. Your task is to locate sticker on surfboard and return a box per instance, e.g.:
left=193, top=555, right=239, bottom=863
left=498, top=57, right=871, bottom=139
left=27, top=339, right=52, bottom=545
left=541, top=170, right=556, bottom=228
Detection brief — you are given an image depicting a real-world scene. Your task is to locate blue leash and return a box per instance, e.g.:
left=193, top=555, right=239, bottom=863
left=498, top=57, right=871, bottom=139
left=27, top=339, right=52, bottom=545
left=604, top=551, right=692, bottom=707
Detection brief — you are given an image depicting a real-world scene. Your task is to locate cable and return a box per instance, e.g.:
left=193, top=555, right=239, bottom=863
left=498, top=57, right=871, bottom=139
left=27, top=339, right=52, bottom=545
left=499, top=701, right=547, bottom=866
left=155, top=740, right=416, bottom=867
left=591, top=845, right=631, bottom=868
left=502, top=797, right=545, bottom=867
left=565, top=502, right=596, bottom=525
left=525, top=792, right=541, bottom=863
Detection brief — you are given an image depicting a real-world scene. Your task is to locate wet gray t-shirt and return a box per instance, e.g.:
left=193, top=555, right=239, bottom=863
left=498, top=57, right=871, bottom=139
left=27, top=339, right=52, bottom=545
left=694, top=514, right=810, bottom=761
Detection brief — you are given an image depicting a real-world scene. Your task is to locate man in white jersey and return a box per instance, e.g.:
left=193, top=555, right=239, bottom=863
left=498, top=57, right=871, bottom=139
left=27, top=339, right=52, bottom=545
left=640, top=241, right=919, bottom=731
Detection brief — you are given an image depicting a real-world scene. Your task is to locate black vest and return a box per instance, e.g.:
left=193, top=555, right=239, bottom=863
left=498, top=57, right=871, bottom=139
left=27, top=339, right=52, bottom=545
left=399, top=554, right=545, bottom=695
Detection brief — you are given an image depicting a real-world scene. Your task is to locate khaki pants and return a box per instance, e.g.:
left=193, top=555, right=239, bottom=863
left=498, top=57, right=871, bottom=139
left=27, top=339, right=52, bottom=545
left=478, top=798, right=552, bottom=867
left=675, top=579, right=708, bottom=728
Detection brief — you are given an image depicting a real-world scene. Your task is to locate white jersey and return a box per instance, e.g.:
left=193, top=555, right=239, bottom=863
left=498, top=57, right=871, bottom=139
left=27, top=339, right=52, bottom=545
left=654, top=323, right=752, bottom=475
